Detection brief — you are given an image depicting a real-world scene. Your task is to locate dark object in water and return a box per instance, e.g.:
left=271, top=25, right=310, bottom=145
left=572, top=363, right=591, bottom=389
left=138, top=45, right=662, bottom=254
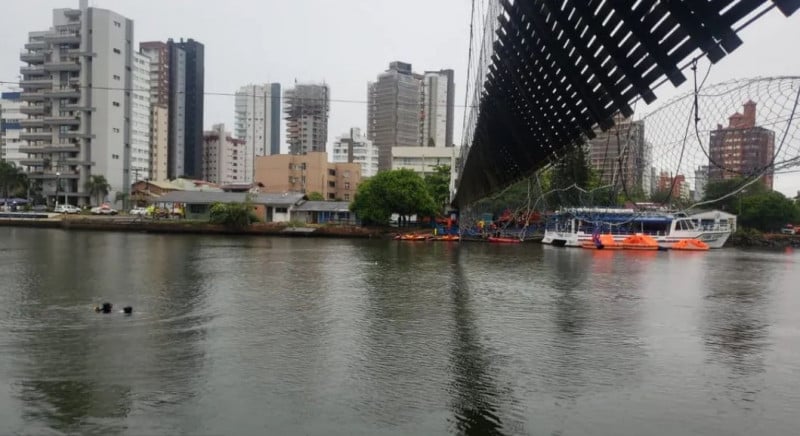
left=94, top=302, right=113, bottom=313
left=123, top=306, right=133, bottom=314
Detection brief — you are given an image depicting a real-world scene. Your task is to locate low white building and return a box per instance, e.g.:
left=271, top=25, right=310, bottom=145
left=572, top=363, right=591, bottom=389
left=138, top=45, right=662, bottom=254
left=202, top=123, right=246, bottom=185
left=390, top=145, right=458, bottom=176
left=332, top=127, right=379, bottom=177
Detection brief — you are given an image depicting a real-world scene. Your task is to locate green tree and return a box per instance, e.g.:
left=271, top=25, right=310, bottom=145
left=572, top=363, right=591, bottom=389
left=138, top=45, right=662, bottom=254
left=739, top=190, right=800, bottom=232
left=350, top=169, right=436, bottom=226
left=0, top=161, right=27, bottom=202
left=701, top=177, right=768, bottom=213
left=424, top=164, right=451, bottom=212
left=85, top=175, right=111, bottom=206
left=209, top=195, right=259, bottom=228
left=550, top=142, right=591, bottom=208
left=307, top=191, right=324, bottom=201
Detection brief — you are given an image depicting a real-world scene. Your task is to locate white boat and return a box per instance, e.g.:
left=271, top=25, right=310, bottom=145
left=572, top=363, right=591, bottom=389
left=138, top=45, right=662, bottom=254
left=542, top=208, right=735, bottom=249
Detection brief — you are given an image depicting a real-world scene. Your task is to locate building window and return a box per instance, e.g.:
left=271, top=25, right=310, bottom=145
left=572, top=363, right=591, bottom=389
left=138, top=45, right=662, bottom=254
left=113, top=74, right=120, bottom=80
left=328, top=169, right=336, bottom=176
left=344, top=170, right=350, bottom=178
left=344, top=194, right=350, bottom=201
left=328, top=193, right=335, bottom=200
left=328, top=181, right=335, bottom=188
left=113, top=101, right=120, bottom=107
left=114, top=21, right=121, bottom=27
left=275, top=207, right=288, bottom=213
left=113, top=48, right=121, bottom=54
left=112, top=127, right=120, bottom=133
left=344, top=182, right=350, bottom=190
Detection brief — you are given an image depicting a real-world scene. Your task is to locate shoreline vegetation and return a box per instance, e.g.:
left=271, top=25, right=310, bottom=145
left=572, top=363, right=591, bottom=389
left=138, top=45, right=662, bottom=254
left=1, top=215, right=798, bottom=248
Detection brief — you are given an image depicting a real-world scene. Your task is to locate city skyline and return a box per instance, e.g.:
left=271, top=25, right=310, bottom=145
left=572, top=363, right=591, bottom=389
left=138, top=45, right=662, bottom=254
left=2, top=1, right=800, bottom=195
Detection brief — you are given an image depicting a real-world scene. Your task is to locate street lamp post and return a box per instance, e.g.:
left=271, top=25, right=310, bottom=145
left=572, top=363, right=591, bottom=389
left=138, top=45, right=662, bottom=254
left=55, top=172, right=61, bottom=209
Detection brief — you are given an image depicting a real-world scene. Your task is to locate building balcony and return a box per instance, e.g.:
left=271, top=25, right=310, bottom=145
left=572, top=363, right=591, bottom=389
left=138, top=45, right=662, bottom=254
left=66, top=49, right=94, bottom=58
left=20, top=51, right=46, bottom=64
left=61, top=130, right=93, bottom=139
left=18, top=118, right=45, bottom=128
left=20, top=92, right=46, bottom=102
left=43, top=32, right=80, bottom=45
left=20, top=78, right=53, bottom=89
left=18, top=144, right=80, bottom=154
left=63, top=9, right=82, bottom=18
left=19, top=131, right=53, bottom=141
left=18, top=158, right=48, bottom=167
left=44, top=88, right=81, bottom=99
left=44, top=116, right=80, bottom=126
left=20, top=66, right=46, bottom=78
left=27, top=171, right=80, bottom=180
left=24, top=40, right=48, bottom=50
left=44, top=61, right=80, bottom=72
left=19, top=105, right=47, bottom=115
left=63, top=104, right=94, bottom=112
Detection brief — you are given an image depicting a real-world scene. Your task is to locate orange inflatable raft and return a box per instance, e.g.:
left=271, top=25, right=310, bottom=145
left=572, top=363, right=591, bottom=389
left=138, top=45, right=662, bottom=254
left=581, top=234, right=623, bottom=249
left=671, top=239, right=710, bottom=251
left=622, top=234, right=659, bottom=250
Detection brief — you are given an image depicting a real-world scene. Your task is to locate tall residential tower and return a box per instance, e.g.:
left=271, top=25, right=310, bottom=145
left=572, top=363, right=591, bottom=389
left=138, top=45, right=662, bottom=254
left=284, top=83, right=329, bottom=155
left=235, top=83, right=281, bottom=181
left=18, top=2, right=146, bottom=205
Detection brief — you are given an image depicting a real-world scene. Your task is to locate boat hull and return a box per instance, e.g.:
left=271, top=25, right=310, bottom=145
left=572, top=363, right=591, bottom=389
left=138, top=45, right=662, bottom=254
left=543, top=230, right=730, bottom=249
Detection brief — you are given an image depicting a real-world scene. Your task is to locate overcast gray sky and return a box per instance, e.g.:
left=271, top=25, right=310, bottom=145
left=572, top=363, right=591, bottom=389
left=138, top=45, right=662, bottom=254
left=3, top=1, right=799, bottom=195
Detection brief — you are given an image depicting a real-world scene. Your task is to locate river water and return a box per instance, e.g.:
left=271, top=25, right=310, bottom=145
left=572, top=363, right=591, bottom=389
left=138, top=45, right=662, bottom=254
left=0, top=227, right=799, bottom=435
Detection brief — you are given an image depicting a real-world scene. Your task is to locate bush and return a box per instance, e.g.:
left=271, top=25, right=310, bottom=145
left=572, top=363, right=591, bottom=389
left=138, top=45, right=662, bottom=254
left=209, top=201, right=259, bottom=228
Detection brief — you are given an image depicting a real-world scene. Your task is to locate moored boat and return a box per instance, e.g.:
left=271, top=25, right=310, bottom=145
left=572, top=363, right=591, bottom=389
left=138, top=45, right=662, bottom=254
left=487, top=236, right=521, bottom=244
left=580, top=233, right=623, bottom=249
left=542, top=208, right=734, bottom=249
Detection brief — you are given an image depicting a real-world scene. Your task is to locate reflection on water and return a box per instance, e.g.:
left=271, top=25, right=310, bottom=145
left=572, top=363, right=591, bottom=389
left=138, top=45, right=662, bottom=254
left=1, top=228, right=799, bottom=435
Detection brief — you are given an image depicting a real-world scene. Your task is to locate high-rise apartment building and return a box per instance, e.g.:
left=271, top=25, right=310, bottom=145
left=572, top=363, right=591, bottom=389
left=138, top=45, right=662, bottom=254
left=284, top=83, right=329, bottom=155
left=332, top=128, right=379, bottom=178
left=203, top=123, right=245, bottom=185
left=587, top=115, right=648, bottom=195
left=18, top=2, right=142, bottom=205
left=1, top=92, right=27, bottom=168
left=142, top=38, right=204, bottom=180
left=421, top=69, right=455, bottom=148
left=708, top=101, right=775, bottom=189
left=369, top=62, right=456, bottom=171
left=694, top=165, right=709, bottom=201
left=235, top=83, right=281, bottom=181
left=139, top=40, right=169, bottom=181
left=131, top=52, right=152, bottom=181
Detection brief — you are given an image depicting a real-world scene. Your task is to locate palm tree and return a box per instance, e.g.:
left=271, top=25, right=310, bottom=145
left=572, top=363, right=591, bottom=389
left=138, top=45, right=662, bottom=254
left=0, top=161, right=27, bottom=205
left=85, top=175, right=111, bottom=206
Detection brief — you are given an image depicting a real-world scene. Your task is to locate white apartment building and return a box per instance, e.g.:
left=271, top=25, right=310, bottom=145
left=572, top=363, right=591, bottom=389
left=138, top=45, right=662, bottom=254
left=332, top=128, right=379, bottom=178
left=421, top=70, right=455, bottom=148
left=131, top=52, right=152, bottom=182
left=391, top=145, right=457, bottom=176
left=203, top=123, right=245, bottom=185
left=150, top=104, right=169, bottom=181
left=235, top=83, right=281, bottom=182
left=1, top=92, right=27, bottom=168
left=18, top=1, right=136, bottom=205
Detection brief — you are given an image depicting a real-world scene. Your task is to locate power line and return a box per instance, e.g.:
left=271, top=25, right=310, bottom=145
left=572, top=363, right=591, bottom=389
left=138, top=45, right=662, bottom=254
left=0, top=80, right=478, bottom=109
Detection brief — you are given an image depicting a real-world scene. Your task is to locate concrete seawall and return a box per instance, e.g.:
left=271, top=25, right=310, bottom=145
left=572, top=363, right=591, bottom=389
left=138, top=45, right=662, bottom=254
left=0, top=216, right=388, bottom=239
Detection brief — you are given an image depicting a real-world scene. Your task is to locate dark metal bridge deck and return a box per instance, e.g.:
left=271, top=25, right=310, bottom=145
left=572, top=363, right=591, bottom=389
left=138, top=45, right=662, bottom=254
left=454, top=0, right=799, bottom=208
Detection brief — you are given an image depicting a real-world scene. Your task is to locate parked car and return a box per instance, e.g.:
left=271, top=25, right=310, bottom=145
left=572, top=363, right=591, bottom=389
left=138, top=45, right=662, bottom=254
left=54, top=204, right=82, bottom=214
left=781, top=224, right=798, bottom=235
left=129, top=207, right=149, bottom=216
left=90, top=204, right=118, bottom=215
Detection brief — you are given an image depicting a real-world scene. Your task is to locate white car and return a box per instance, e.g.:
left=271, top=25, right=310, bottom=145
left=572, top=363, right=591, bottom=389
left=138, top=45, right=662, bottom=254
left=129, top=207, right=149, bottom=216
left=90, top=204, right=118, bottom=215
left=54, top=204, right=81, bottom=214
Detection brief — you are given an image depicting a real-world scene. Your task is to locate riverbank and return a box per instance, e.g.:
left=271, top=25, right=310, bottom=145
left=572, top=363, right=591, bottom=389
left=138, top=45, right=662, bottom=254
left=726, top=230, right=800, bottom=248
left=0, top=215, right=394, bottom=239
